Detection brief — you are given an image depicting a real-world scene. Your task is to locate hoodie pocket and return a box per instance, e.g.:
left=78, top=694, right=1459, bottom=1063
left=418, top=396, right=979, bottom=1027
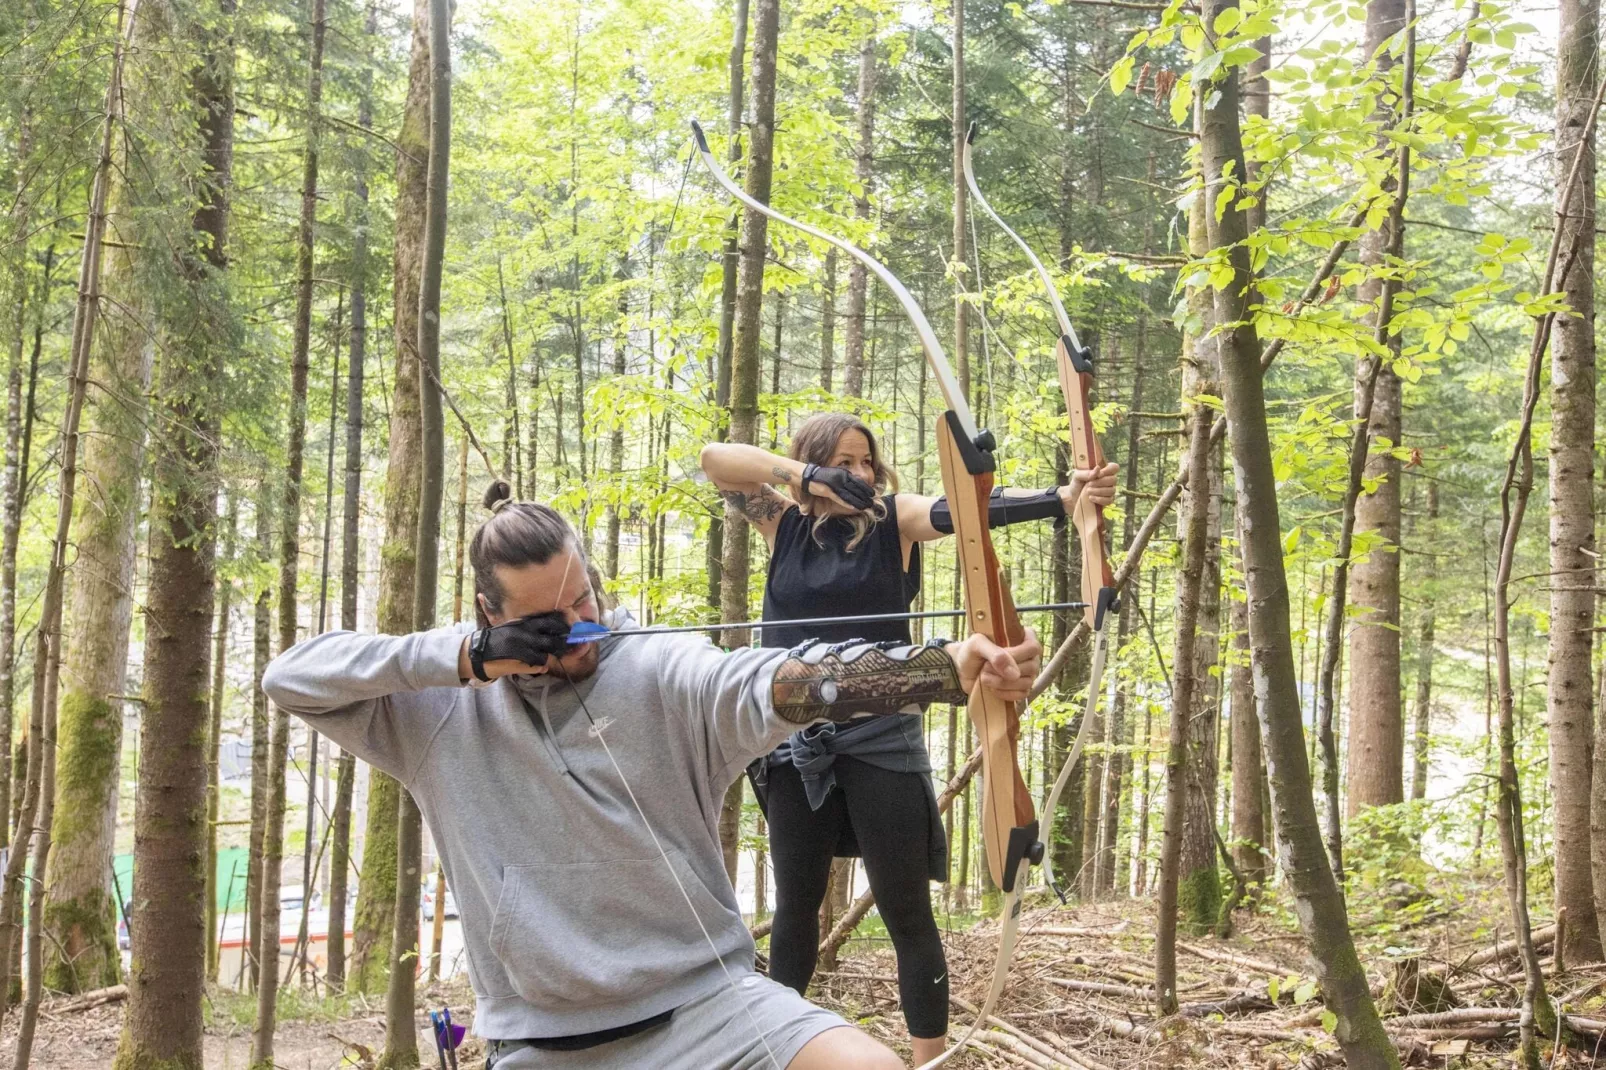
left=488, top=851, right=739, bottom=1009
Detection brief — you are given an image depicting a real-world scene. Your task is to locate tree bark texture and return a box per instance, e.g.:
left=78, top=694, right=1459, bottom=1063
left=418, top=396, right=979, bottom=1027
left=1229, top=579, right=1266, bottom=888
left=706, top=0, right=749, bottom=611
left=1197, top=6, right=1399, bottom=1062
left=1095, top=337, right=1143, bottom=897
left=1409, top=482, right=1437, bottom=802
left=206, top=503, right=238, bottom=981
left=1178, top=195, right=1222, bottom=934
left=381, top=0, right=449, bottom=1060
left=842, top=32, right=874, bottom=398
left=327, top=0, right=375, bottom=993
left=715, top=0, right=778, bottom=880
left=818, top=250, right=836, bottom=392
left=45, top=0, right=165, bottom=987
left=253, top=1, right=323, bottom=1060
left=1552, top=0, right=1601, bottom=966
left=3, top=0, right=124, bottom=1035
left=352, top=0, right=431, bottom=994
left=950, top=0, right=969, bottom=398
left=113, top=6, right=233, bottom=1058
left=246, top=499, right=271, bottom=992
left=719, top=0, right=777, bottom=635
left=1155, top=286, right=1216, bottom=1012
left=1048, top=443, right=1088, bottom=886
left=1345, top=0, right=1408, bottom=818
left=0, top=63, right=36, bottom=859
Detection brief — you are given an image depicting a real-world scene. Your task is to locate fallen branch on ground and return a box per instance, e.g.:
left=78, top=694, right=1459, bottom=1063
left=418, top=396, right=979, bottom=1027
left=43, top=984, right=127, bottom=1014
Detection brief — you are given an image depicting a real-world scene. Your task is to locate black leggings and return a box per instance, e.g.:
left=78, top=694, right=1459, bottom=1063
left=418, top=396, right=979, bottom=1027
left=763, top=757, right=948, bottom=1039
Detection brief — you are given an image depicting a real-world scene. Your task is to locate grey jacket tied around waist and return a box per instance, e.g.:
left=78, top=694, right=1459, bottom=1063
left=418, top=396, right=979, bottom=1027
left=753, top=711, right=949, bottom=881
left=260, top=609, right=798, bottom=1041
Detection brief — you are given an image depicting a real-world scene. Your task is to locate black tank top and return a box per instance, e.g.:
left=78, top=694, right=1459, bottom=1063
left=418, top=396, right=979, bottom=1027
left=761, top=494, right=921, bottom=649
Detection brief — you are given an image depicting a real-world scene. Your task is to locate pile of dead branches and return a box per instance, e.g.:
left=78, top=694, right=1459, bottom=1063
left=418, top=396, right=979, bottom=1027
left=812, top=901, right=1606, bottom=1068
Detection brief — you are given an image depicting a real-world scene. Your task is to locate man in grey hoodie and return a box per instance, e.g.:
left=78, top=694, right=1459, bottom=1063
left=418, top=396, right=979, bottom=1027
left=262, top=486, right=1040, bottom=1070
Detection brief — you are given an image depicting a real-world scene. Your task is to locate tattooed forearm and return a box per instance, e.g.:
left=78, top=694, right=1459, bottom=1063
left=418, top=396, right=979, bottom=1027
left=771, top=465, right=795, bottom=485
left=721, top=487, right=787, bottom=525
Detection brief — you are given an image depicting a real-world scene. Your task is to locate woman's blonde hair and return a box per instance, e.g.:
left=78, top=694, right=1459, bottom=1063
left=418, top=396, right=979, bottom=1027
left=787, top=412, right=898, bottom=551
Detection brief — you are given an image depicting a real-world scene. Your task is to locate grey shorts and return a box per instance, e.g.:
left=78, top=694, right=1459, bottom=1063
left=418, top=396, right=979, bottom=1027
left=483, top=972, right=849, bottom=1070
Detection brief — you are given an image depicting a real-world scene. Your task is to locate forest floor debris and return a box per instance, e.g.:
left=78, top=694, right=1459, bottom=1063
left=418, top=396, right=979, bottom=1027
left=6, top=874, right=1606, bottom=1068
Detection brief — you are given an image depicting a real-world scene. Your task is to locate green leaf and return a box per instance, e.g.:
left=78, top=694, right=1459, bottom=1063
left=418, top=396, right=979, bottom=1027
left=1111, top=55, right=1135, bottom=96
left=1170, top=74, right=1193, bottom=123
left=1213, top=6, right=1242, bottom=34
left=1320, top=1010, right=1338, bottom=1033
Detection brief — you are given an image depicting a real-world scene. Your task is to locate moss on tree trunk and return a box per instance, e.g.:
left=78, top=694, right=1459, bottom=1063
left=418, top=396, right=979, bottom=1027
left=42, top=691, right=122, bottom=991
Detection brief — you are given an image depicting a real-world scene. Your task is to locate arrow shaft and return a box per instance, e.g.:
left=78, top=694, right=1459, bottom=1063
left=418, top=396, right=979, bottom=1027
left=572, top=601, right=1091, bottom=643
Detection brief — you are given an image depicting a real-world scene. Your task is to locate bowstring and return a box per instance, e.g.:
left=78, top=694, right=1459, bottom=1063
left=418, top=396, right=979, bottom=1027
left=562, top=675, right=785, bottom=1070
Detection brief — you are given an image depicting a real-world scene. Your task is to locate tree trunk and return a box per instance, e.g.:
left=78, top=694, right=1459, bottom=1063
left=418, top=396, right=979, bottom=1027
left=352, top=0, right=432, bottom=994
left=327, top=0, right=375, bottom=993
left=1229, top=577, right=1266, bottom=890
left=1178, top=211, right=1223, bottom=933
left=2, top=0, right=124, bottom=1031
left=206, top=502, right=239, bottom=982
left=1095, top=339, right=1142, bottom=896
left=819, top=250, right=836, bottom=392
left=719, top=0, right=777, bottom=637
left=1552, top=0, right=1602, bottom=967
left=842, top=32, right=874, bottom=398
left=1199, top=14, right=1398, bottom=1064
left=950, top=0, right=969, bottom=398
left=606, top=277, right=627, bottom=578
left=0, top=53, right=37, bottom=860
left=253, top=1, right=323, bottom=1060
left=1345, top=0, right=1408, bottom=819
left=1079, top=544, right=1106, bottom=901
left=292, top=305, right=342, bottom=977
left=109, top=8, right=233, bottom=1060
left=497, top=261, right=523, bottom=496
left=380, top=0, right=450, bottom=1061
left=1159, top=189, right=1222, bottom=941
left=1048, top=442, right=1086, bottom=888
left=246, top=498, right=271, bottom=992
left=1318, top=0, right=1416, bottom=882
left=716, top=0, right=778, bottom=879
left=1155, top=297, right=1215, bottom=1014
left=706, top=0, right=749, bottom=613
left=44, top=0, right=166, bottom=989
left=1409, top=482, right=1438, bottom=802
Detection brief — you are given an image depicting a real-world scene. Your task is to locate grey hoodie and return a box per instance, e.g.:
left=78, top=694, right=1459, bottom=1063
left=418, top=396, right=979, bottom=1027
left=260, top=609, right=796, bottom=1040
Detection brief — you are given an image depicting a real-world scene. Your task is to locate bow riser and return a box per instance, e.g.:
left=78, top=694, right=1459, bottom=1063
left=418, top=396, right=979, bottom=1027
left=936, top=413, right=1036, bottom=893
left=1056, top=336, right=1116, bottom=628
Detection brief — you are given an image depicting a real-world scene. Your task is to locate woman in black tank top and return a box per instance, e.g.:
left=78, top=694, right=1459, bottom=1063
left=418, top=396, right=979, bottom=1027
left=700, top=412, right=1116, bottom=1064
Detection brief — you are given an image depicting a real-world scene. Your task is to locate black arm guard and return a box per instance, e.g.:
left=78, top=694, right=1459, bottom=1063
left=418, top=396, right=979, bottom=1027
left=929, top=486, right=1066, bottom=535
left=771, top=638, right=966, bottom=725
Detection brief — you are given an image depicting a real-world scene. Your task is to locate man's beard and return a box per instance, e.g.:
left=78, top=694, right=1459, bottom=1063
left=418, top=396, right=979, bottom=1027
left=547, top=645, right=600, bottom=683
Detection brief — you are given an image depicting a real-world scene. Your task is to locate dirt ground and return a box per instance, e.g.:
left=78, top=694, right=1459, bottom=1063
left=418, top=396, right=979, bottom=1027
left=2, top=887, right=1594, bottom=1069
left=0, top=981, right=481, bottom=1070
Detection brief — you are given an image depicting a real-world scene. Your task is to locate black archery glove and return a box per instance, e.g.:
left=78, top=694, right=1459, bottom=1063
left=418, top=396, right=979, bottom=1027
left=468, top=611, right=572, bottom=681
left=799, top=464, right=877, bottom=511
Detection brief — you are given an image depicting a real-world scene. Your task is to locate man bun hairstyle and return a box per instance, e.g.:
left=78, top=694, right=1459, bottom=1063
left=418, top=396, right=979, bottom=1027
left=471, top=480, right=583, bottom=623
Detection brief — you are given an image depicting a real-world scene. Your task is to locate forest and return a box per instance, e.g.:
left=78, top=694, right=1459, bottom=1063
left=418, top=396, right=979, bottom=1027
left=0, top=0, right=1593, bottom=1065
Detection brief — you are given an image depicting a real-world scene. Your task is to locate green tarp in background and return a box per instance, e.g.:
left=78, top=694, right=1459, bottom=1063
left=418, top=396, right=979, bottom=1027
left=112, top=846, right=250, bottom=911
